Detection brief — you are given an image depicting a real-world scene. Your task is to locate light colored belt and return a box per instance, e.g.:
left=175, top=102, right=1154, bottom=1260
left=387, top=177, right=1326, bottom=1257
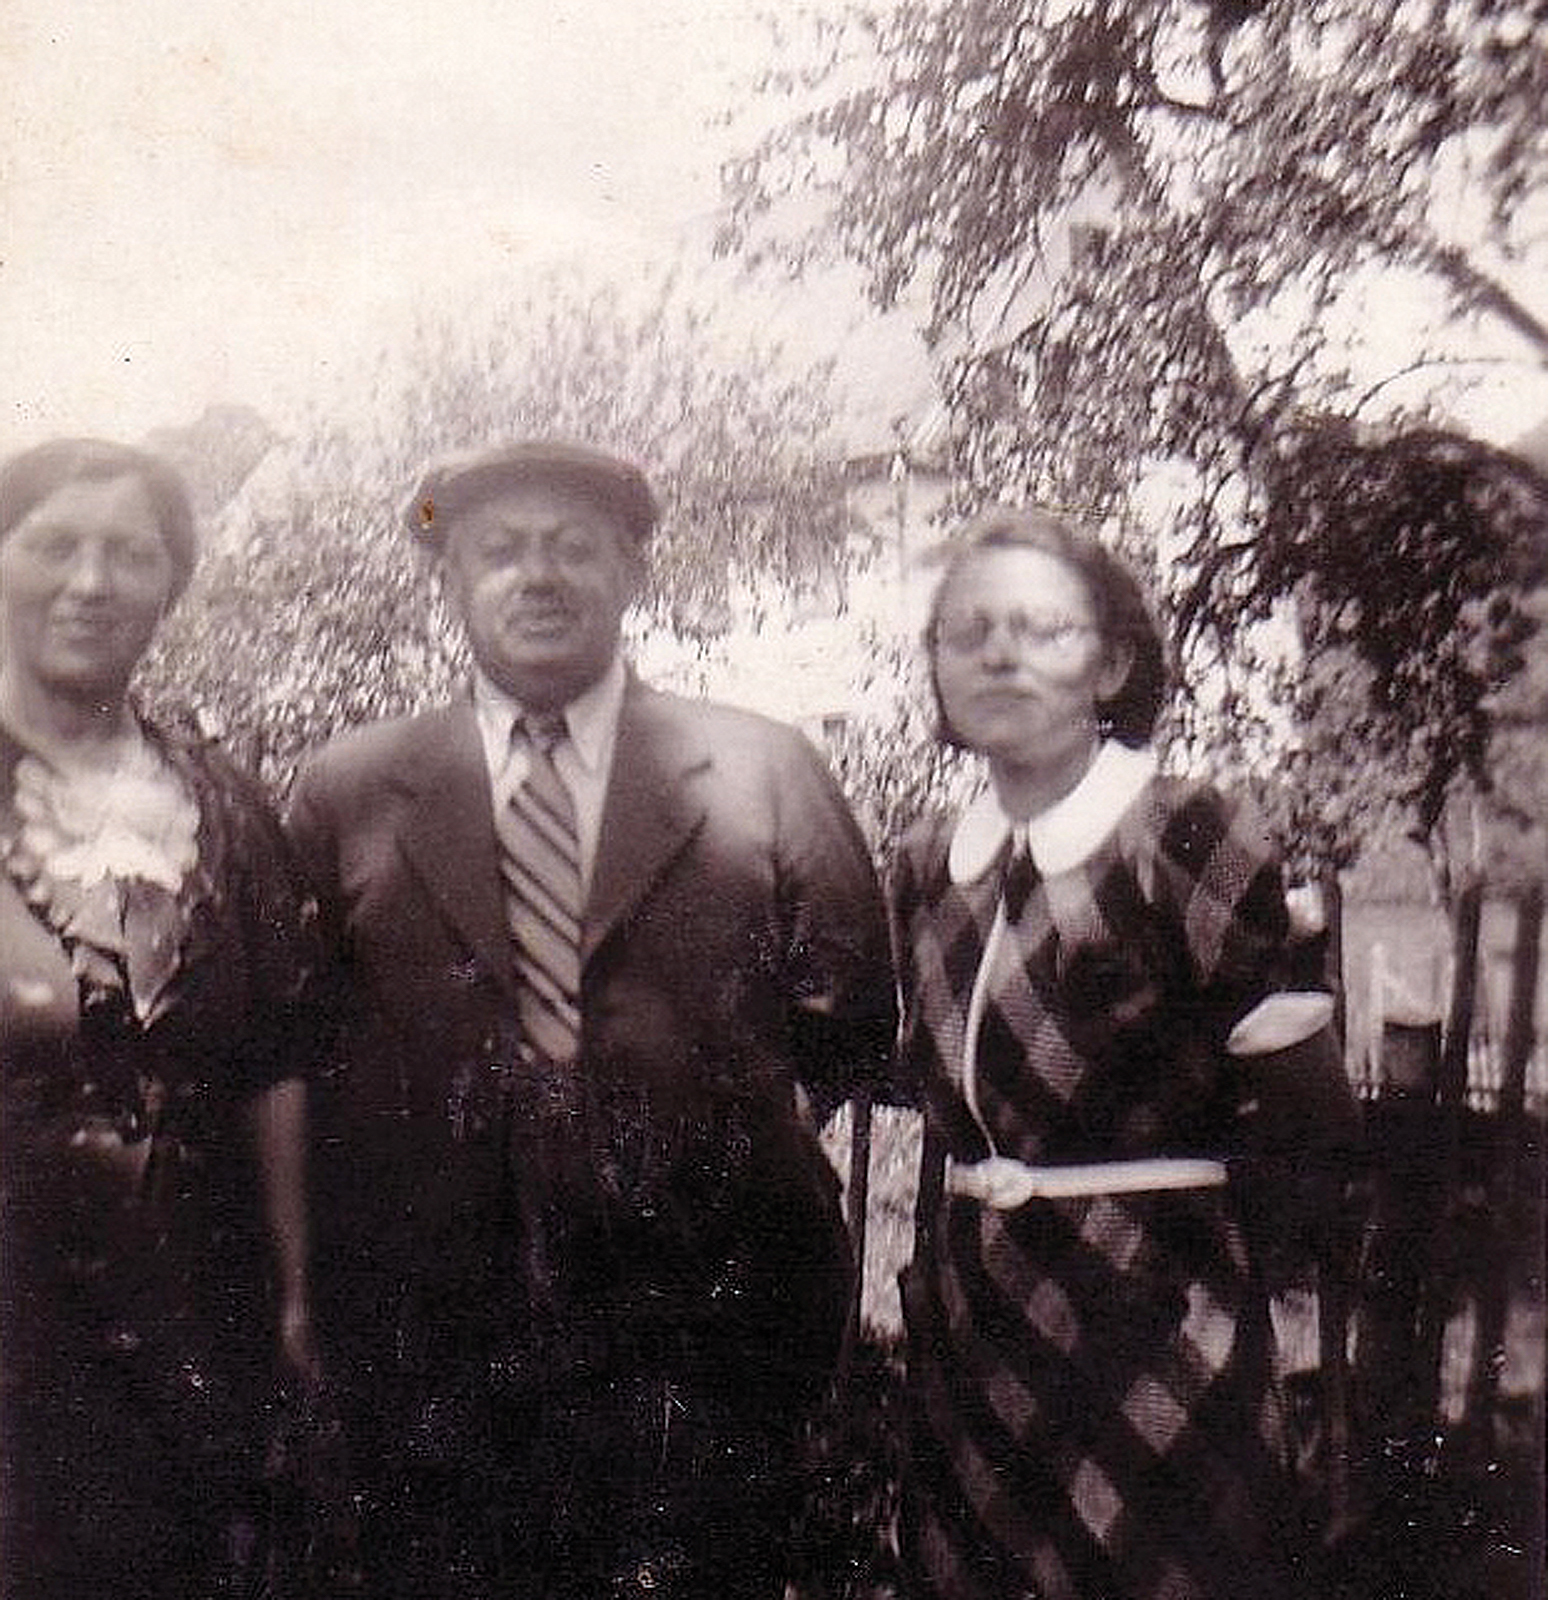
left=945, top=1154, right=1228, bottom=1208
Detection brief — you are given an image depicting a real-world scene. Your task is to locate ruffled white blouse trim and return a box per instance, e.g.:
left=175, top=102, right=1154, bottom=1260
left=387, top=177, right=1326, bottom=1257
left=13, top=743, right=200, bottom=893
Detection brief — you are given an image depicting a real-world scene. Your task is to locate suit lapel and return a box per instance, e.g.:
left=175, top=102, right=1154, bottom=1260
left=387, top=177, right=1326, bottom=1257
left=395, top=701, right=520, bottom=999
left=584, top=675, right=709, bottom=964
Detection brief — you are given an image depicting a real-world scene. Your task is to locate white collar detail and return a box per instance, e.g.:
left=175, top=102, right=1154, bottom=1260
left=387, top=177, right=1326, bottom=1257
left=948, top=741, right=1157, bottom=885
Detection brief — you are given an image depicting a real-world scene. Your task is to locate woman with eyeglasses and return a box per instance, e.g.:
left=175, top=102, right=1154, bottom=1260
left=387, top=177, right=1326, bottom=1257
left=892, top=507, right=1328, bottom=1599
left=0, top=439, right=322, bottom=1598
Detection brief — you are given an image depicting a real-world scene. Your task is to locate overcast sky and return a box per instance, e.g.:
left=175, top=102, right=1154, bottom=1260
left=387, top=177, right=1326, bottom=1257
left=4, top=1, right=1545, bottom=459
left=1, top=1, right=821, bottom=450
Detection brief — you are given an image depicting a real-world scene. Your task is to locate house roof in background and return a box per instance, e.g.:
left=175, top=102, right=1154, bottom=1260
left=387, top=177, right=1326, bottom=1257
left=1510, top=416, right=1548, bottom=475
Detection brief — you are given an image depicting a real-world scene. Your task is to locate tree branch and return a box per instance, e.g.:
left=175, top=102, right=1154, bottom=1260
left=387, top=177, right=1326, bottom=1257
left=1427, top=243, right=1548, bottom=361
left=1351, top=354, right=1526, bottom=419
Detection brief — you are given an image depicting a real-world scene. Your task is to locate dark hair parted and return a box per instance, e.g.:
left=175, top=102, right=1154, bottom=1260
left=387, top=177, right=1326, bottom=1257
left=925, top=505, right=1167, bottom=748
left=0, top=438, right=198, bottom=600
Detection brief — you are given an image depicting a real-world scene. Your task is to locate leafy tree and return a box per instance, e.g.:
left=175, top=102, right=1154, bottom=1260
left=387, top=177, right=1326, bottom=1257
left=140, top=269, right=849, bottom=790
left=1239, top=421, right=1548, bottom=867
left=723, top=0, right=1548, bottom=867
left=825, top=622, right=978, bottom=860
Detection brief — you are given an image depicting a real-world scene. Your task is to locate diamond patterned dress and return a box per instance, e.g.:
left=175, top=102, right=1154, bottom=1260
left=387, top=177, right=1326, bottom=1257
left=892, top=771, right=1309, bottom=1600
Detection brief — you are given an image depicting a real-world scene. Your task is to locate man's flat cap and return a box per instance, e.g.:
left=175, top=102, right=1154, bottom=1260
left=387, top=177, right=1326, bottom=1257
left=405, top=440, right=659, bottom=551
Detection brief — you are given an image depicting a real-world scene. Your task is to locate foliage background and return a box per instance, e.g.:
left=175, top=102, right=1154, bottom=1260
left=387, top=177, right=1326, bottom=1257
left=137, top=269, right=855, bottom=789
left=722, top=0, right=1548, bottom=883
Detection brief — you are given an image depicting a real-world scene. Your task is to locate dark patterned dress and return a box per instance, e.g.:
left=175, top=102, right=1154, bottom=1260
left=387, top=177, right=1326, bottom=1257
left=0, top=716, right=320, bottom=1600
left=893, top=749, right=1309, bottom=1600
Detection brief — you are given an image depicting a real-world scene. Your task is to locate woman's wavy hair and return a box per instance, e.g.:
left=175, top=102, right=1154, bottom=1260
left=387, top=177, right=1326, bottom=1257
left=925, top=505, right=1167, bottom=749
left=0, top=437, right=198, bottom=600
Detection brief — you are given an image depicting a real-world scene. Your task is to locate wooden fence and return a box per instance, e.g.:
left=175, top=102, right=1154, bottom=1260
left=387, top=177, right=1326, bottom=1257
left=1287, top=878, right=1544, bottom=1595
left=1335, top=878, right=1543, bottom=1447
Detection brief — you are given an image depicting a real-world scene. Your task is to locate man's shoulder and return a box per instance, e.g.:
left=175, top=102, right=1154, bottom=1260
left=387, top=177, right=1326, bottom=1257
left=628, top=683, right=839, bottom=801
left=630, top=680, right=813, bottom=762
left=294, top=702, right=470, bottom=795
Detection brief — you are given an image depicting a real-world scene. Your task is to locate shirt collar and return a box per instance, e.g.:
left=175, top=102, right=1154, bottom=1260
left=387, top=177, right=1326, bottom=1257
left=948, top=741, right=1157, bottom=885
left=471, top=651, right=628, bottom=777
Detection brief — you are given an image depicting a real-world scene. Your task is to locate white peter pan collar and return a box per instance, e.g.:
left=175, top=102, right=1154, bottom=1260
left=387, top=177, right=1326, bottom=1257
left=948, top=741, right=1158, bottom=885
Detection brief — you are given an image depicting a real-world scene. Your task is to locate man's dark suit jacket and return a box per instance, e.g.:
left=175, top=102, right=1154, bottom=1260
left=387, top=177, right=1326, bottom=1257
left=287, top=671, right=896, bottom=1430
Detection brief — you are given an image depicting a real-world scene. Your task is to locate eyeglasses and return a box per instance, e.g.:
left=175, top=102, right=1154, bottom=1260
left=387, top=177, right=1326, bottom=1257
left=933, top=610, right=1099, bottom=661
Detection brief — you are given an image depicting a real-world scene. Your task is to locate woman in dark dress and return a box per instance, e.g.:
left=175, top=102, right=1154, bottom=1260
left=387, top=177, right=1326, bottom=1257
left=0, top=439, right=320, bottom=1599
left=893, top=508, right=1334, bottom=1600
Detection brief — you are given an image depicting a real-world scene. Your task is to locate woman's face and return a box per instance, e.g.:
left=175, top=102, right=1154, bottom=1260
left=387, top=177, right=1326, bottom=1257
left=0, top=474, right=175, bottom=704
left=932, top=543, right=1131, bottom=770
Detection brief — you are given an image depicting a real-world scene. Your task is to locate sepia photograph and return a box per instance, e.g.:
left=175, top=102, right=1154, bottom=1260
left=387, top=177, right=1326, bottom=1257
left=1, top=3, right=1544, bottom=1597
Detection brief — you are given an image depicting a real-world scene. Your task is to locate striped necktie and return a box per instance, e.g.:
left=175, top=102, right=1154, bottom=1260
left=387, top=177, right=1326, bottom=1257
left=496, top=711, right=582, bottom=1063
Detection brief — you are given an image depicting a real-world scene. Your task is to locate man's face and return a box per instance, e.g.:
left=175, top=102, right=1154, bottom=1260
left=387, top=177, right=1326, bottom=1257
left=440, top=481, right=642, bottom=709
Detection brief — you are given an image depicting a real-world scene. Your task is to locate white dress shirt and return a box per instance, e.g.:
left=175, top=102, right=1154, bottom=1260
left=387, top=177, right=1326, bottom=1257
left=472, top=653, right=628, bottom=892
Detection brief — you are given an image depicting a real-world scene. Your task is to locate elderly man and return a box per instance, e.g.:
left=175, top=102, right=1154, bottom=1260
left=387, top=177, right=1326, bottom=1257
left=288, top=441, right=895, bottom=1599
